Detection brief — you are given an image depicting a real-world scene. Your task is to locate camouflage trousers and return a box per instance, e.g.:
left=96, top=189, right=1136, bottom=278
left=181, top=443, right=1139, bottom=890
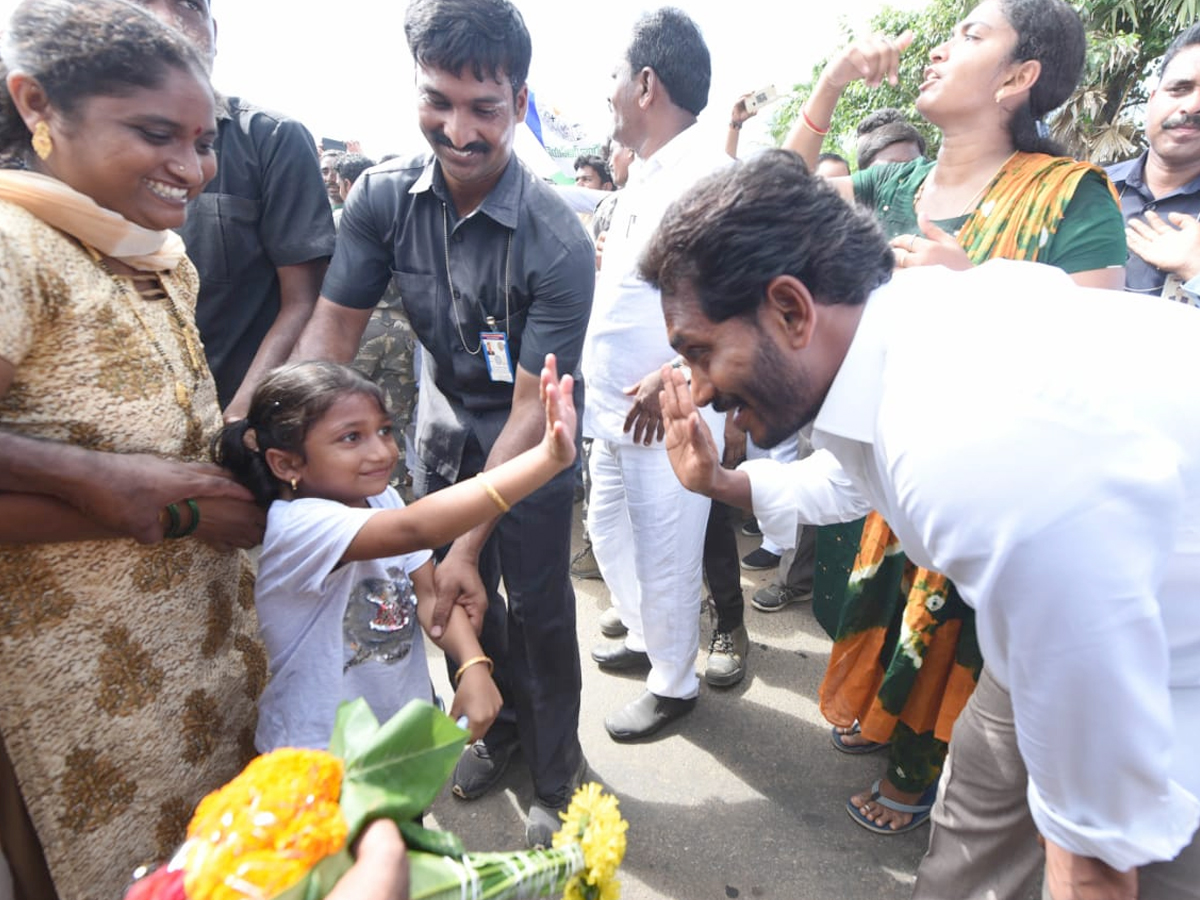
left=352, top=305, right=418, bottom=480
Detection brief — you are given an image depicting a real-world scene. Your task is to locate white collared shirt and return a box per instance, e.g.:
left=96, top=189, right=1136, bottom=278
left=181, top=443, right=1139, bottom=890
left=581, top=126, right=732, bottom=443
left=743, top=259, right=1200, bottom=869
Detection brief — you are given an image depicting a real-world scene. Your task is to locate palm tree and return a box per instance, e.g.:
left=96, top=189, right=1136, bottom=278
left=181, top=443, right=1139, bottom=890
left=1053, top=0, right=1199, bottom=162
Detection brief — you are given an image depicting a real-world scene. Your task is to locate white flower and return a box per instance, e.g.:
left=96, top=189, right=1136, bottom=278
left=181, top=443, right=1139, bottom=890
left=898, top=620, right=924, bottom=668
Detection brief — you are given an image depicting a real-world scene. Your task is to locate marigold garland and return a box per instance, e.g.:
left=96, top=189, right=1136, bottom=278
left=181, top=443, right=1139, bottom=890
left=182, top=749, right=348, bottom=900
left=123, top=701, right=628, bottom=900
left=554, top=782, right=627, bottom=900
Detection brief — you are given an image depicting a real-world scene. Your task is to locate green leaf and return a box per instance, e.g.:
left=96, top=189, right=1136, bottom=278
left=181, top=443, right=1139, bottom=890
left=269, top=848, right=354, bottom=900
left=406, top=849, right=580, bottom=900
left=397, top=820, right=465, bottom=858
left=334, top=699, right=467, bottom=838
left=408, top=851, right=476, bottom=900
left=328, top=697, right=383, bottom=761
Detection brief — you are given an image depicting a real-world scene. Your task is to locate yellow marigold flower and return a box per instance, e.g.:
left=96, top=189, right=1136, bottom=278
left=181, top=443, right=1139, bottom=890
left=553, top=782, right=627, bottom=899
left=182, top=749, right=348, bottom=900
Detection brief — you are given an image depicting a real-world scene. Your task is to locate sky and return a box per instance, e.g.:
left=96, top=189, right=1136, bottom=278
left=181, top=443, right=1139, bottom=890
left=0, top=0, right=929, bottom=159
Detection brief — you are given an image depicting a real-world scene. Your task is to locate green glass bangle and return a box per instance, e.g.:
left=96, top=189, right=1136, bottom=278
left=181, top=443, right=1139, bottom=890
left=164, top=502, right=182, bottom=539
left=177, top=498, right=201, bottom=538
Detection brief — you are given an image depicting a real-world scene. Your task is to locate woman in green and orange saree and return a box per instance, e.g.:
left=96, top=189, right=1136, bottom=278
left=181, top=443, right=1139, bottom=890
left=783, top=0, right=1126, bottom=834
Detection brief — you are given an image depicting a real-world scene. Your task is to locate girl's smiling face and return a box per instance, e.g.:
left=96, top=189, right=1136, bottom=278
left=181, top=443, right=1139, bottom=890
left=285, top=392, right=398, bottom=506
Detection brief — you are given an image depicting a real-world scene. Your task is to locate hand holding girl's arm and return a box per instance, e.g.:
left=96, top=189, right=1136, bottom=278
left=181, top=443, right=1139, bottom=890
left=411, top=562, right=502, bottom=741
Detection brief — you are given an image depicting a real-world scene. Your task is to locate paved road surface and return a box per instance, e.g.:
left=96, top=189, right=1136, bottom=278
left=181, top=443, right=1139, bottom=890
left=423, top=511, right=962, bottom=900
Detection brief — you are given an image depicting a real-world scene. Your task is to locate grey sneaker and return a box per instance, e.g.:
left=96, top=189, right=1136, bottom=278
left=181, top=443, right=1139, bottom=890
left=751, top=582, right=813, bottom=613
left=452, top=738, right=518, bottom=800
left=570, top=544, right=601, bottom=579
left=704, top=624, right=749, bottom=687
left=740, top=546, right=782, bottom=571
left=598, top=606, right=627, bottom=638
left=525, top=754, right=590, bottom=849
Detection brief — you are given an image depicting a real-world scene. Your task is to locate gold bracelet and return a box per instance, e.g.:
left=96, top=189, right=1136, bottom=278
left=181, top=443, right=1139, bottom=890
left=454, top=655, right=494, bottom=686
left=476, top=473, right=511, bottom=513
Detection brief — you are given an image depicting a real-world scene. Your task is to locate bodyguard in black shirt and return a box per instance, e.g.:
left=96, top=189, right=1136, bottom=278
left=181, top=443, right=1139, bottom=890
left=293, top=0, right=594, bottom=849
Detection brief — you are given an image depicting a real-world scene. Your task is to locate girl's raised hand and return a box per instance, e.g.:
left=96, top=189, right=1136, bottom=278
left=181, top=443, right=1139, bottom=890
left=825, top=30, right=914, bottom=90
left=539, top=353, right=577, bottom=468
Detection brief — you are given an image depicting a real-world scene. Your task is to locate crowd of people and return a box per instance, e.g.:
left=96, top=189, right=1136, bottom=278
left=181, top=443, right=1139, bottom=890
left=1, top=0, right=1199, bottom=898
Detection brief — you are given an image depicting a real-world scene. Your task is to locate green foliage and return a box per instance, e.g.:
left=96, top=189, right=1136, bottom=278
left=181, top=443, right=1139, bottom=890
left=1057, top=0, right=1197, bottom=161
left=772, top=0, right=1200, bottom=167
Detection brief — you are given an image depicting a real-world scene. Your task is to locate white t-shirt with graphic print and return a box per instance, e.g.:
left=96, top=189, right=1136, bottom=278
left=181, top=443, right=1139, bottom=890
left=254, top=487, right=434, bottom=752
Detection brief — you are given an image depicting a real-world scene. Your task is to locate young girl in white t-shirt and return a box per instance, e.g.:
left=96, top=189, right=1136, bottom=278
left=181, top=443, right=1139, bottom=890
left=215, top=355, right=577, bottom=753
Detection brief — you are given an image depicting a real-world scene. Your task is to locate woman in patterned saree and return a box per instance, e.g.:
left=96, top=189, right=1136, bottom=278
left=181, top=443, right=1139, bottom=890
left=782, top=0, right=1126, bottom=834
left=0, top=1, right=265, bottom=897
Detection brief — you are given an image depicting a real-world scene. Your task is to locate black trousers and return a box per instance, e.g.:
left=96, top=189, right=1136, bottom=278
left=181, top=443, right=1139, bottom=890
left=415, top=437, right=583, bottom=807
left=704, top=499, right=744, bottom=634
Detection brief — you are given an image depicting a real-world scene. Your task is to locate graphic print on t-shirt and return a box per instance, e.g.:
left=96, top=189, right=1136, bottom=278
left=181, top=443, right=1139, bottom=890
left=343, top=566, right=418, bottom=670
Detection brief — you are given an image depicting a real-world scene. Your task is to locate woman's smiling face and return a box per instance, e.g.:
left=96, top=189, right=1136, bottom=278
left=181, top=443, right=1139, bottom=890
left=38, top=64, right=217, bottom=230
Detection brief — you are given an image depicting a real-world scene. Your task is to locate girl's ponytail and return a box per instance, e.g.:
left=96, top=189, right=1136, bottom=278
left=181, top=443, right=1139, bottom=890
left=212, top=418, right=282, bottom=508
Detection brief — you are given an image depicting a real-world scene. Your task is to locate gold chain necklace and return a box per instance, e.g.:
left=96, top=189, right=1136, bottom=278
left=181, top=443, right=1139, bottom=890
left=914, top=151, right=1018, bottom=219
left=441, top=202, right=511, bottom=356
left=84, top=243, right=203, bottom=411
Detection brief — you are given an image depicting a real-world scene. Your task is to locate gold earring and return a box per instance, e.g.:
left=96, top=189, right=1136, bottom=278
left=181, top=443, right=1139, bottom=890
left=289, top=477, right=298, bottom=491
left=31, top=121, right=52, bottom=161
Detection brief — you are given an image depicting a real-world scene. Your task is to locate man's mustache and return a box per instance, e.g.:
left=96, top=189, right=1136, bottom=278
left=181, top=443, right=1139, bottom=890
left=1162, top=112, right=1200, bottom=130
left=432, top=132, right=490, bottom=155
left=710, top=393, right=741, bottom=413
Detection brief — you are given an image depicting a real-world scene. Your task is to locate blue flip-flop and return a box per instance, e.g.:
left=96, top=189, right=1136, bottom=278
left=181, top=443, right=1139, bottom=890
left=830, top=722, right=889, bottom=755
left=845, top=779, right=939, bottom=835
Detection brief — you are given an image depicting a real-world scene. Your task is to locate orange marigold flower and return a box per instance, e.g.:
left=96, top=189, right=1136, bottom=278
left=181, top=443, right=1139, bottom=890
left=182, top=749, right=348, bottom=900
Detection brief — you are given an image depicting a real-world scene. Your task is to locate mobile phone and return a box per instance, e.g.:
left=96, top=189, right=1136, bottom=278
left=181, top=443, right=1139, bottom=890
left=744, top=85, right=779, bottom=113
left=322, top=137, right=347, bottom=152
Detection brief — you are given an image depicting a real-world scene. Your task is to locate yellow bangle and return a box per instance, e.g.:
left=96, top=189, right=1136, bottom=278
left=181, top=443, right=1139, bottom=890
left=476, top=473, right=511, bottom=514
left=454, top=655, right=494, bottom=686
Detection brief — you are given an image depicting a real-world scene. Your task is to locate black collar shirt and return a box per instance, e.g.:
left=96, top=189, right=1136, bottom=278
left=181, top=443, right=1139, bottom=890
left=1106, top=152, right=1200, bottom=296
left=321, top=153, right=594, bottom=482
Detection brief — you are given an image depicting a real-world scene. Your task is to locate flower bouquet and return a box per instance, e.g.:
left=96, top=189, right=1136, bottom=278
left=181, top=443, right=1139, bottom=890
left=125, top=699, right=626, bottom=900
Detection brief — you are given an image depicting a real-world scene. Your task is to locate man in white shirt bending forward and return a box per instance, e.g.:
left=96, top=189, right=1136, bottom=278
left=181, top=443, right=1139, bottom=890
left=651, top=148, right=1200, bottom=900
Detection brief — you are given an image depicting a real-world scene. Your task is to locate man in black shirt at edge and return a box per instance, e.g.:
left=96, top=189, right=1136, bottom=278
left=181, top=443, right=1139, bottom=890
left=131, top=0, right=335, bottom=422
left=292, top=0, right=595, bottom=849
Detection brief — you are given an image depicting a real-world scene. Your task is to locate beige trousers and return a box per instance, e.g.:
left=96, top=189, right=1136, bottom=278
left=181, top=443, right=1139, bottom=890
left=913, top=667, right=1200, bottom=900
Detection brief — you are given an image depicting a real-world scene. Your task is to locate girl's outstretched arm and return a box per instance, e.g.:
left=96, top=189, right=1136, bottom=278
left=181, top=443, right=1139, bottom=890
left=340, top=353, right=576, bottom=564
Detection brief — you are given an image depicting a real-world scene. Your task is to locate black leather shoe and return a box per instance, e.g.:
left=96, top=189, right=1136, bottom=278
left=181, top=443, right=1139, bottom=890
left=605, top=690, right=697, bottom=742
left=590, top=641, right=650, bottom=671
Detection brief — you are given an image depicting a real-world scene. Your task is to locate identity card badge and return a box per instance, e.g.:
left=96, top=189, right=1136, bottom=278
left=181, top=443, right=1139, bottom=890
left=481, top=331, right=514, bottom=383
left=1161, top=273, right=1200, bottom=308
